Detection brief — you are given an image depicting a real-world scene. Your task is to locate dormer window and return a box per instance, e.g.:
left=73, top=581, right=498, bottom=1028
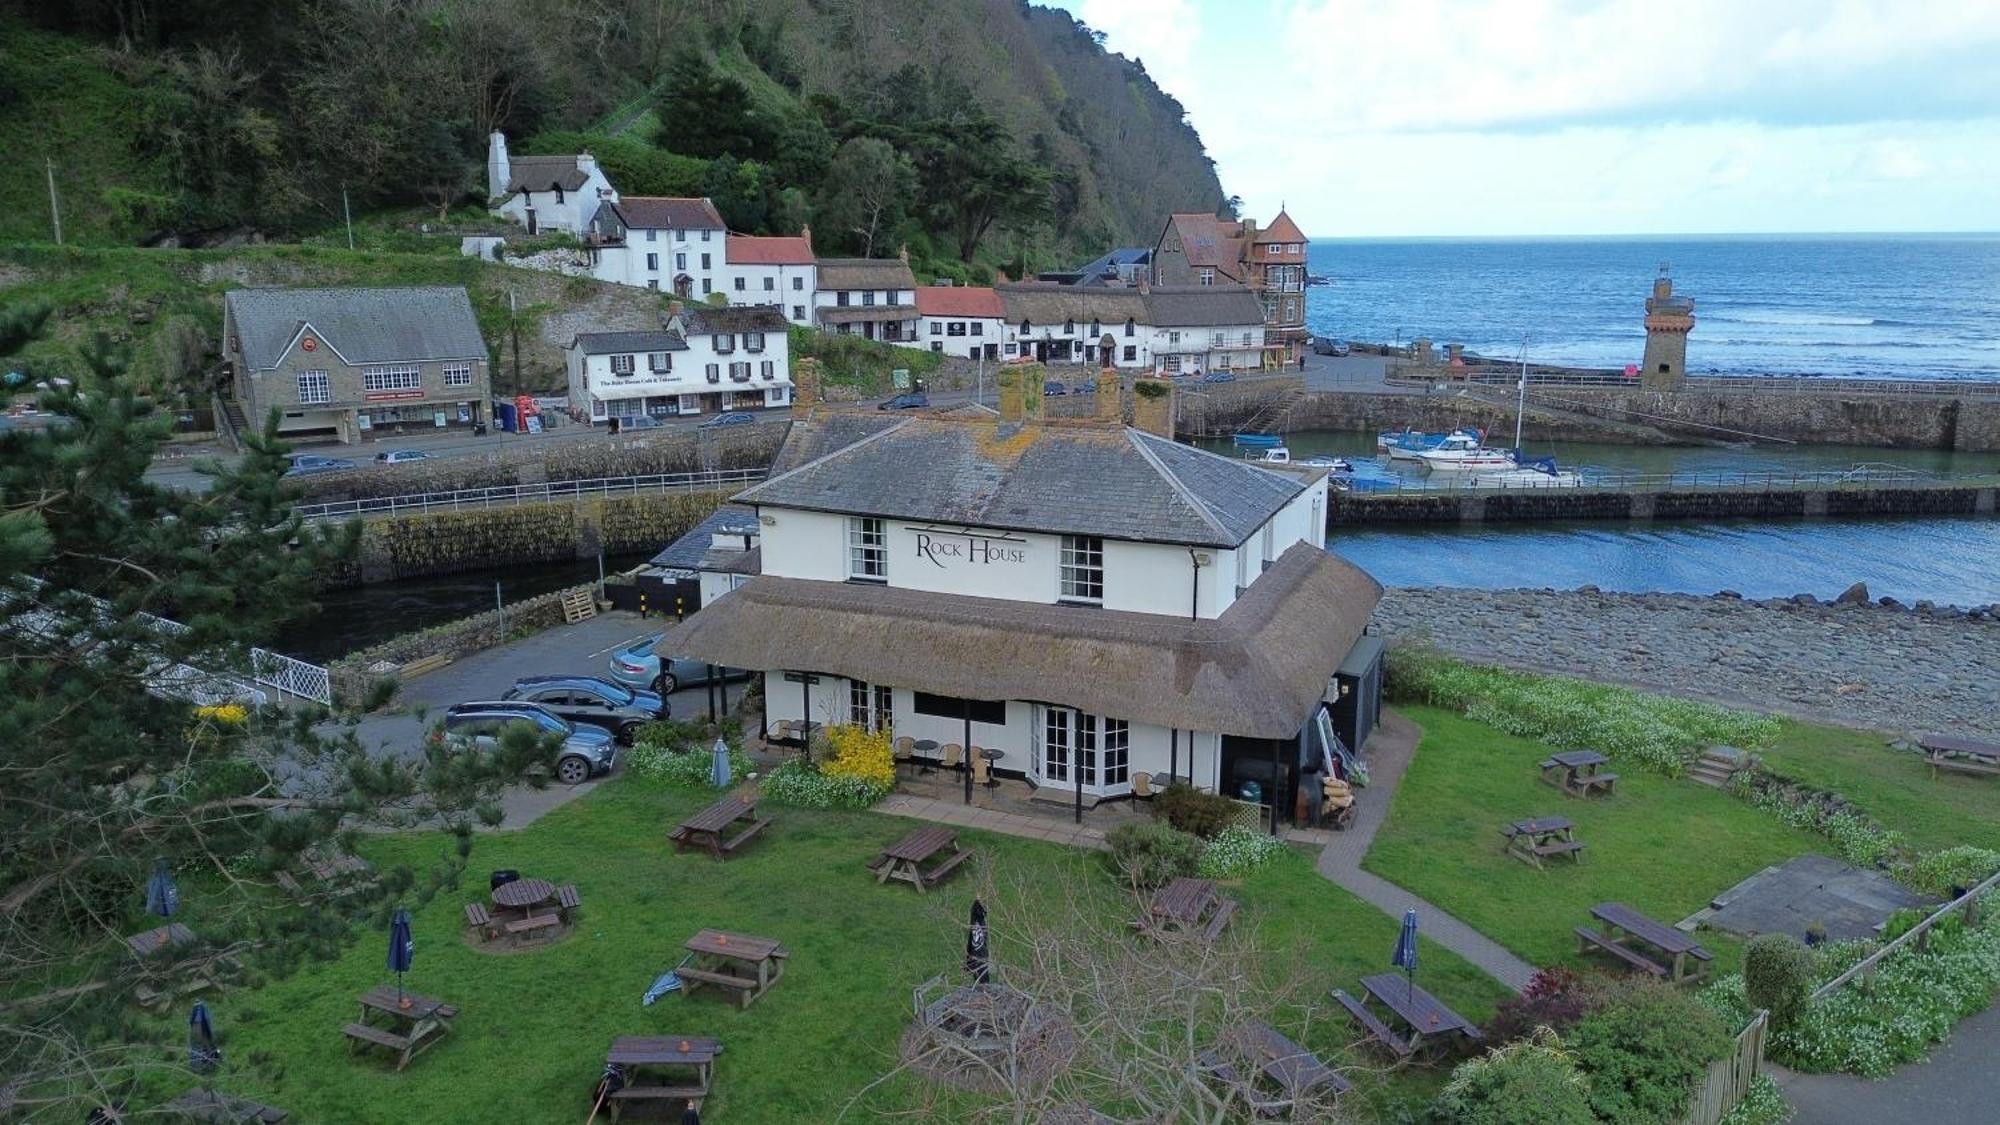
left=1090, top=320, right=1101, bottom=337
left=554, top=185, right=565, bottom=203
left=1020, top=320, right=1031, bottom=334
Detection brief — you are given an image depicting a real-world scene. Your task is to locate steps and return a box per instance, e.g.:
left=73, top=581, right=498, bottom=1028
left=1689, top=745, right=1748, bottom=788
left=214, top=394, right=250, bottom=452
left=1238, top=387, right=1304, bottom=434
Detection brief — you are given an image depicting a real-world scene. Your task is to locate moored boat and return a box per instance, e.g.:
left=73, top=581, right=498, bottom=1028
left=1416, top=432, right=1516, bottom=472
left=1464, top=456, right=1583, bottom=488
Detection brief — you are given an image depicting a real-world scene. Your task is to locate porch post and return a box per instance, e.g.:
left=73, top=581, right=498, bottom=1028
left=1169, top=729, right=1178, bottom=786
left=800, top=673, right=811, bottom=763
left=962, top=699, right=973, bottom=805
left=1269, top=737, right=1282, bottom=837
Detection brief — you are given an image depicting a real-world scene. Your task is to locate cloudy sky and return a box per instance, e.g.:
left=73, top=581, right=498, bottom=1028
left=1051, top=0, right=2000, bottom=237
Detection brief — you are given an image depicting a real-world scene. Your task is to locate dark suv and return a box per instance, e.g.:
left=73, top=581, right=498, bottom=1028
left=501, top=676, right=667, bottom=744
left=441, top=702, right=617, bottom=785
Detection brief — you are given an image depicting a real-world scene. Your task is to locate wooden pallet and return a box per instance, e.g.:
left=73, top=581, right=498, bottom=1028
left=561, top=588, right=598, bottom=624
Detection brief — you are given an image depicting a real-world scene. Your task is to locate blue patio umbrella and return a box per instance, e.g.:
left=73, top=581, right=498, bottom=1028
left=188, top=1001, right=219, bottom=1077
left=387, top=908, right=415, bottom=1008
left=145, top=857, right=180, bottom=920
left=1391, top=908, right=1420, bottom=1003
left=710, top=737, right=732, bottom=789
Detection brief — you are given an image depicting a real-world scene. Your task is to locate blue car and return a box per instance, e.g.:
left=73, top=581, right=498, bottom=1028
left=878, top=392, right=929, bottom=411
left=1043, top=380, right=1068, bottom=396
left=699, top=412, right=756, bottom=428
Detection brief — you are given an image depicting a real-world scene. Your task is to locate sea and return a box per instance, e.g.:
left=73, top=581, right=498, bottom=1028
left=1304, top=233, right=2000, bottom=382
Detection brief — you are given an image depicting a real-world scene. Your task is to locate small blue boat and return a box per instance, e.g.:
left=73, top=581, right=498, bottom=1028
left=1233, top=432, right=1284, bottom=449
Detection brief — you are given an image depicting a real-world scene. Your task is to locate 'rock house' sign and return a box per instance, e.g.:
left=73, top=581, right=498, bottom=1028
left=910, top=528, right=1028, bottom=569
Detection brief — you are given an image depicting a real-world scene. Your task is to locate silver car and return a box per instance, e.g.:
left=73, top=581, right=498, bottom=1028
left=441, top=701, right=616, bottom=785
left=607, top=633, right=749, bottom=695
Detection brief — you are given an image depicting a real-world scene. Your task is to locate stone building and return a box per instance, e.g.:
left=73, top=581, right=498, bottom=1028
left=1150, top=210, right=1309, bottom=363
left=1641, top=271, right=1696, bottom=391
left=222, top=286, right=491, bottom=444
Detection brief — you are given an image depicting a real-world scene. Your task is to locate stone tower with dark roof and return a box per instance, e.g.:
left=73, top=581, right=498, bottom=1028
left=1640, top=269, right=1695, bottom=391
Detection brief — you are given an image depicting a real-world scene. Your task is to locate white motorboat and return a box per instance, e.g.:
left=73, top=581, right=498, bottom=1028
left=1416, top=432, right=1516, bottom=472
left=1381, top=429, right=1466, bottom=461
left=1465, top=457, right=1583, bottom=488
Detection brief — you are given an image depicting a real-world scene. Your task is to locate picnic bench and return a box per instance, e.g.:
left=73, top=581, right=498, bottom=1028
left=1576, top=902, right=1712, bottom=984
left=1540, top=750, right=1619, bottom=798
left=1340, top=974, right=1486, bottom=1059
left=125, top=921, right=198, bottom=958
left=1501, top=816, right=1584, bottom=868
left=1198, top=1020, right=1351, bottom=1117
left=274, top=849, right=373, bottom=900
left=1919, top=733, right=2000, bottom=780
left=680, top=929, right=788, bottom=1009
left=489, top=876, right=564, bottom=945
left=342, top=985, right=457, bottom=1070
left=670, top=795, right=771, bottom=860
left=603, top=1035, right=720, bottom=1121
left=1137, top=877, right=1238, bottom=942
left=868, top=826, right=974, bottom=892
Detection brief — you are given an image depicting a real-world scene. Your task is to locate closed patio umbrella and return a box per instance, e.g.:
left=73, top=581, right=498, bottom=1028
left=710, top=737, right=732, bottom=789
left=188, top=1001, right=219, bottom=1077
left=387, top=908, right=415, bottom=1009
left=145, top=857, right=180, bottom=948
left=966, top=898, right=990, bottom=985
left=1391, top=908, right=1419, bottom=1003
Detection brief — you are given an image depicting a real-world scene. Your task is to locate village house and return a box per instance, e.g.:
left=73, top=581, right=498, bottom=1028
left=995, top=283, right=1151, bottom=368
left=724, top=232, right=817, bottom=325
left=913, top=286, right=1005, bottom=360
left=585, top=197, right=730, bottom=297
left=1150, top=210, right=1310, bottom=363
left=564, top=303, right=792, bottom=424
left=813, top=256, right=919, bottom=341
left=222, top=286, right=491, bottom=445
left=1144, top=285, right=1270, bottom=375
left=659, top=368, right=1383, bottom=824
left=1040, top=247, right=1153, bottom=287
left=485, top=132, right=616, bottom=238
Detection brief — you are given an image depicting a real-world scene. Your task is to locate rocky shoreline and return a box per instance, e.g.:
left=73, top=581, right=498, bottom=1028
left=1374, top=586, right=2000, bottom=739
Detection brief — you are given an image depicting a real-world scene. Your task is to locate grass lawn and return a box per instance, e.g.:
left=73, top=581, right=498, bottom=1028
left=1363, top=706, right=1827, bottom=976
left=173, top=780, right=1510, bottom=1123
left=1756, top=721, right=2000, bottom=853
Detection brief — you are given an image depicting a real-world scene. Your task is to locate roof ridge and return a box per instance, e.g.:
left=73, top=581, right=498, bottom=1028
left=737, top=415, right=910, bottom=499
left=1124, top=429, right=1234, bottom=543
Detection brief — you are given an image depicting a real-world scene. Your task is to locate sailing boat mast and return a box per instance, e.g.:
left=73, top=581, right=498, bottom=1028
left=1514, top=336, right=1528, bottom=450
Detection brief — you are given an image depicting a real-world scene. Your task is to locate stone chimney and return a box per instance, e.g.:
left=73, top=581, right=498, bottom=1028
left=1095, top=368, right=1122, bottom=423
left=998, top=364, right=1046, bottom=424
left=1445, top=343, right=1464, bottom=364
left=898, top=244, right=910, bottom=264
left=1130, top=376, right=1175, bottom=438
left=1241, top=217, right=1258, bottom=242
left=800, top=223, right=813, bottom=252
left=997, top=365, right=1025, bottom=422
left=1137, top=275, right=1151, bottom=295
left=487, top=131, right=511, bottom=202
left=576, top=151, right=598, bottom=176
left=793, top=356, right=821, bottom=412
left=995, top=268, right=1010, bottom=283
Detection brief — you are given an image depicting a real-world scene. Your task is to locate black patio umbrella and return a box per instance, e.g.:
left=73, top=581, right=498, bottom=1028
left=965, top=898, right=990, bottom=985
left=387, top=908, right=415, bottom=1008
left=681, top=1107, right=701, bottom=1125
left=188, top=1001, right=219, bottom=1079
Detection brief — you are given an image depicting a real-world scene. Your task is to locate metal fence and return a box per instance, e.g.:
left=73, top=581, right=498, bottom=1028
left=1387, top=366, right=2000, bottom=398
left=250, top=648, right=334, bottom=705
left=295, top=467, right=768, bottom=522
left=1346, top=464, right=1996, bottom=496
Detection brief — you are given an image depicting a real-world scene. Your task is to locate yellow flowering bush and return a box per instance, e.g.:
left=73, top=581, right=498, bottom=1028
left=194, top=704, right=249, bottom=724
left=820, top=724, right=896, bottom=790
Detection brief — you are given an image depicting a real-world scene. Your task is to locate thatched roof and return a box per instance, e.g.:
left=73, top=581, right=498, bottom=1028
left=996, top=284, right=1148, bottom=327
left=657, top=542, right=1380, bottom=738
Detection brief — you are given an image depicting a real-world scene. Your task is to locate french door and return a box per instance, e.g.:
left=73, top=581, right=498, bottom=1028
left=1041, top=708, right=1131, bottom=790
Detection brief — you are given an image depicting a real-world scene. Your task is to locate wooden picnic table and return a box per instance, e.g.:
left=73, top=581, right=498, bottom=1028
left=1139, top=877, right=1239, bottom=942
left=680, top=929, right=788, bottom=1009
left=869, top=826, right=974, bottom=892
left=125, top=921, right=198, bottom=957
left=343, top=985, right=456, bottom=1070
left=1577, top=901, right=1713, bottom=984
left=1919, top=733, right=2000, bottom=780
left=1501, top=816, right=1584, bottom=868
left=670, top=794, right=771, bottom=860
left=1199, top=1020, right=1351, bottom=1117
left=604, top=1035, right=720, bottom=1120
left=1540, top=749, right=1618, bottom=798
left=1339, top=974, right=1485, bottom=1059
left=491, top=877, right=555, bottom=913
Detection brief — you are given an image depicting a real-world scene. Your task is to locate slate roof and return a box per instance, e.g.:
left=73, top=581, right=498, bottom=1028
left=572, top=331, right=688, bottom=355
left=914, top=286, right=1005, bottom=319
left=816, top=258, right=917, bottom=290
left=650, top=504, right=761, bottom=570
left=225, top=287, right=487, bottom=371
left=615, top=197, right=725, bottom=230
left=1143, top=285, right=1266, bottom=328
left=995, top=284, right=1148, bottom=327
left=1068, top=247, right=1152, bottom=286
left=727, top=235, right=814, bottom=264
left=735, top=415, right=1305, bottom=548
left=505, top=155, right=589, bottom=193
left=681, top=305, right=790, bottom=334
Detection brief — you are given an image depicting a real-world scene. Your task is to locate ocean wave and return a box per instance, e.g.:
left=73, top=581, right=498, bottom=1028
left=1707, top=309, right=1882, bottom=327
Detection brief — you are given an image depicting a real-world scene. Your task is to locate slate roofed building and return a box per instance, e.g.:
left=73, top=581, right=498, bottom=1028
left=587, top=197, right=730, bottom=296
left=659, top=366, right=1384, bottom=824
left=814, top=256, right=919, bottom=342
left=222, top=286, right=491, bottom=444
left=564, top=302, right=793, bottom=426
left=486, top=132, right=617, bottom=238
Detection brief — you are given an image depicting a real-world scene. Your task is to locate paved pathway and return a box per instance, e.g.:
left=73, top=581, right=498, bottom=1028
left=876, top=793, right=1108, bottom=850
left=1772, top=1002, right=2000, bottom=1122
left=1315, top=711, right=1539, bottom=993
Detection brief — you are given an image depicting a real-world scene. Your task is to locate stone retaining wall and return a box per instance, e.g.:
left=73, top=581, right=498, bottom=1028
left=328, top=582, right=592, bottom=705
left=1329, top=485, right=1997, bottom=525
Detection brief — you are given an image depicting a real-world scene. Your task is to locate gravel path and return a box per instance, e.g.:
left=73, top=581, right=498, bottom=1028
left=1373, top=587, right=2000, bottom=739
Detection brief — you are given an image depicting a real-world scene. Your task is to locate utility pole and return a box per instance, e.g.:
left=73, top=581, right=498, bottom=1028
left=342, top=185, right=355, bottom=250
left=45, top=158, right=62, bottom=245
left=509, top=289, right=522, bottom=395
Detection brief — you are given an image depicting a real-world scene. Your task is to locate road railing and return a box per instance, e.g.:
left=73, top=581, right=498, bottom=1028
left=1345, top=464, right=1998, bottom=496
left=295, top=467, right=768, bottom=522
left=1384, top=365, right=2000, bottom=398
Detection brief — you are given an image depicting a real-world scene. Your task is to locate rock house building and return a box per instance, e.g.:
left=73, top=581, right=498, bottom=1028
left=564, top=303, right=792, bottom=423
left=662, top=368, right=1383, bottom=825
left=222, top=286, right=491, bottom=444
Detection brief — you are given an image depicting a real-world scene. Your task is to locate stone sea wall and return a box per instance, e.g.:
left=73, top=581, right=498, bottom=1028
left=1329, top=484, right=1998, bottom=525
left=1374, top=586, right=2000, bottom=738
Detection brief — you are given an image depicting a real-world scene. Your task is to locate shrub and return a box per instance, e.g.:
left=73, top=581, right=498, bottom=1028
left=1436, top=1027, right=1596, bottom=1125
left=1910, top=846, right=2000, bottom=898
left=821, top=724, right=896, bottom=790
left=1718, top=1074, right=1794, bottom=1125
left=1485, top=967, right=1606, bottom=1043
left=1104, top=821, right=1201, bottom=890
left=625, top=742, right=751, bottom=790
left=1568, top=979, right=1731, bottom=1125
left=1194, top=825, right=1283, bottom=879
left=1151, top=783, right=1242, bottom=839
left=1744, top=933, right=1815, bottom=1031
left=760, top=760, right=890, bottom=810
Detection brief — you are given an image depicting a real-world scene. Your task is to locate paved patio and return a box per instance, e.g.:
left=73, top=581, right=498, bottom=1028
left=1691, top=853, right=1931, bottom=942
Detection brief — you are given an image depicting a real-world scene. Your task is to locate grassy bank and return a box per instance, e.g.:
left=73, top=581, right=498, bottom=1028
left=789, top=326, right=942, bottom=398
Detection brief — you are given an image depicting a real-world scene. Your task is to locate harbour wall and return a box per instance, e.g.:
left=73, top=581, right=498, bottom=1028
left=1329, top=483, right=1998, bottom=525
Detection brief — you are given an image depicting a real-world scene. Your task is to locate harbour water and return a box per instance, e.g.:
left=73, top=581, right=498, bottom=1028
left=1307, top=234, right=2000, bottom=382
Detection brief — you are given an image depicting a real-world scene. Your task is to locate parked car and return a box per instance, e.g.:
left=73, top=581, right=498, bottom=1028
left=1042, top=380, right=1068, bottom=396
left=284, top=454, right=358, bottom=476
left=1201, top=370, right=1238, bottom=383
left=613, top=415, right=665, bottom=433
left=1069, top=380, right=1096, bottom=395
left=440, top=701, right=616, bottom=785
left=699, top=412, right=755, bottom=428
left=373, top=449, right=431, bottom=464
left=501, top=676, right=666, bottom=744
left=877, top=392, right=930, bottom=411
left=607, top=633, right=751, bottom=695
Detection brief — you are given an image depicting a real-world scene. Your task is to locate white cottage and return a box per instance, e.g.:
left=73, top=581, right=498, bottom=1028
left=725, top=234, right=817, bottom=325
left=1143, top=285, right=1270, bottom=375
left=486, top=132, right=616, bottom=238
left=586, top=197, right=729, bottom=296
left=565, top=304, right=792, bottom=423
left=660, top=372, right=1383, bottom=827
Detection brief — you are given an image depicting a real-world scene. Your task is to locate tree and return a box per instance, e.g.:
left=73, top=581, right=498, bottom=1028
left=654, top=47, right=770, bottom=160
left=0, top=359, right=552, bottom=1112
left=410, top=117, right=479, bottom=222
left=812, top=137, right=914, bottom=258
left=904, top=111, right=1052, bottom=260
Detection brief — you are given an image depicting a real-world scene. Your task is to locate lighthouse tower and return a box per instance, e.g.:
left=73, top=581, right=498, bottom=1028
left=1640, top=267, right=1695, bottom=390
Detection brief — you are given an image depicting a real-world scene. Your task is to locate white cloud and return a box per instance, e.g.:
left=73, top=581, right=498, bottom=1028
left=1075, top=0, right=1199, bottom=75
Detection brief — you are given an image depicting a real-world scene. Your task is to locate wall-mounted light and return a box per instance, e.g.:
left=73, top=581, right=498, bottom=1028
left=759, top=514, right=776, bottom=527
left=1192, top=552, right=1212, bottom=566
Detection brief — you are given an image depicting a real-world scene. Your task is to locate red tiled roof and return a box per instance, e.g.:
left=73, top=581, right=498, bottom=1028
left=728, top=234, right=814, bottom=265
left=914, top=286, right=1004, bottom=318
left=1168, top=213, right=1244, bottom=280
left=1253, top=210, right=1307, bottom=244
left=615, top=196, right=724, bottom=230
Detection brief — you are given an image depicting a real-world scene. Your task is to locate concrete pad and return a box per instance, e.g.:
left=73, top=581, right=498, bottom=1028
left=1703, top=853, right=1931, bottom=942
